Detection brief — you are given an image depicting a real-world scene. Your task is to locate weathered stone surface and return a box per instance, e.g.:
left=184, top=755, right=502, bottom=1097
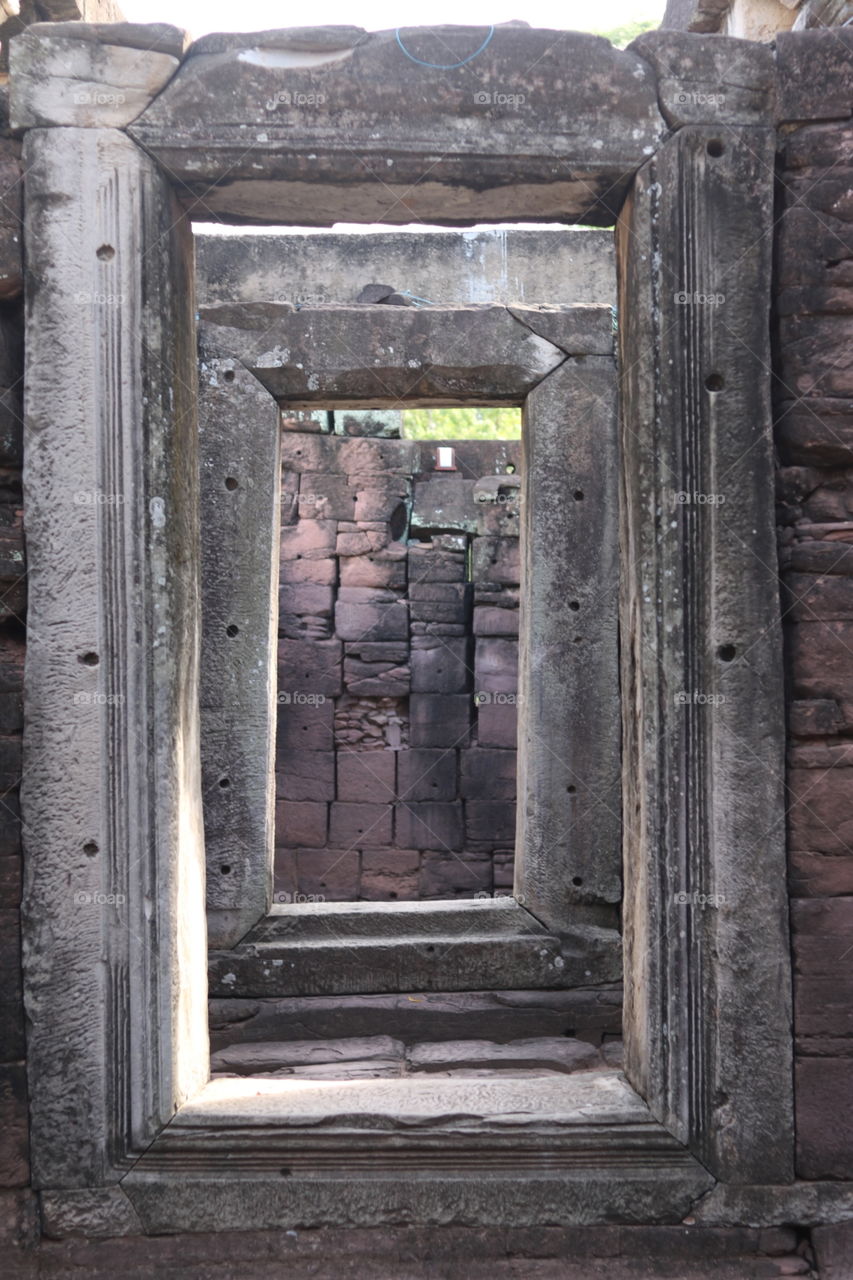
left=617, top=126, right=791, bottom=1183
left=209, top=988, right=624, bottom=1049
left=396, top=802, right=463, bottom=852
left=276, top=692, right=334, bottom=751
left=776, top=399, right=853, bottom=466
left=472, top=537, right=520, bottom=586
left=294, top=848, right=359, bottom=900
left=189, top=26, right=366, bottom=56
left=788, top=621, right=853, bottom=701
left=39, top=1187, right=142, bottom=1241
left=21, top=127, right=208, bottom=1184
left=466, top=801, right=516, bottom=845
left=813, top=1222, right=853, bottom=1280
left=276, top=799, right=327, bottom=848
left=336, top=750, right=395, bottom=805
left=410, top=638, right=470, bottom=694
left=277, top=750, right=335, bottom=803
left=792, top=898, right=853, bottom=974
left=329, top=801, right=393, bottom=848
left=631, top=31, right=776, bottom=126
left=211, top=1035, right=405, bottom=1076
left=777, top=29, right=853, bottom=124
left=789, top=851, right=853, bottom=898
left=199, top=338, right=280, bottom=944
left=198, top=304, right=566, bottom=405
left=195, top=228, right=617, bottom=310
left=407, top=1036, right=599, bottom=1074
left=796, top=1057, right=853, bottom=1178
left=460, top=749, right=517, bottom=801
left=473, top=605, right=519, bottom=636
left=0, top=143, right=22, bottom=301
left=476, top=699, right=518, bottom=749
left=419, top=850, right=491, bottom=898
left=10, top=28, right=180, bottom=129
left=0, top=1063, right=27, bottom=1186
left=409, top=694, right=470, bottom=748
left=278, top=637, right=342, bottom=697
left=280, top=517, right=336, bottom=560
left=335, top=587, right=408, bottom=642
left=396, top=749, right=457, bottom=803
left=360, top=848, right=420, bottom=901
left=339, top=553, right=405, bottom=589
left=23, top=21, right=189, bottom=59
left=130, top=28, right=664, bottom=226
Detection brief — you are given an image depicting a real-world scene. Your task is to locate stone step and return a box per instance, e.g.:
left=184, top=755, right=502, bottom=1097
left=209, top=985, right=623, bottom=1053
left=211, top=1034, right=624, bottom=1080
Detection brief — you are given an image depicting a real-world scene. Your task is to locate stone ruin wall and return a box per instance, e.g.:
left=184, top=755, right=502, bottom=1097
left=195, top=227, right=616, bottom=907
left=0, top=15, right=853, bottom=1278
left=275, top=427, right=522, bottom=904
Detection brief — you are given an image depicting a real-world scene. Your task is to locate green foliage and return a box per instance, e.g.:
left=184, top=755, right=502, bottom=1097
left=594, top=17, right=658, bottom=48
left=402, top=406, right=522, bottom=440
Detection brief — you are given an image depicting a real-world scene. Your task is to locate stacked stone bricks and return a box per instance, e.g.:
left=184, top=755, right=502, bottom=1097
left=775, top=114, right=853, bottom=1180
left=275, top=427, right=522, bottom=902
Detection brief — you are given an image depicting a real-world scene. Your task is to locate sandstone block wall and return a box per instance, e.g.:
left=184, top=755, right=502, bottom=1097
left=275, top=427, right=522, bottom=902
left=775, top=116, right=853, bottom=1180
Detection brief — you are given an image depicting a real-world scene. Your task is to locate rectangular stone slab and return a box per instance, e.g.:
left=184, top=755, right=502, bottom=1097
left=21, top=128, right=208, bottom=1186
left=617, top=125, right=792, bottom=1184
left=128, top=26, right=665, bottom=227
left=198, top=332, right=281, bottom=948
left=199, top=305, right=566, bottom=406
left=123, top=1073, right=713, bottom=1231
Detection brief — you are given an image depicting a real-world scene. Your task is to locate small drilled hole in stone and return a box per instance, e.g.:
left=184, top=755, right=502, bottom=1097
left=280, top=1168, right=292, bottom=1178
left=572, top=876, right=584, bottom=887
left=569, top=601, right=580, bottom=611
left=83, top=841, right=99, bottom=856
left=220, top=864, right=231, bottom=875
left=718, top=643, right=737, bottom=662
left=573, top=636, right=583, bottom=644
left=96, top=244, right=115, bottom=261
left=224, top=477, right=238, bottom=490
left=218, top=777, right=230, bottom=789
left=573, top=490, right=584, bottom=501
left=706, top=139, right=725, bottom=158
left=705, top=373, right=725, bottom=392
left=567, top=785, right=576, bottom=794
left=80, top=651, right=99, bottom=666
left=223, top=369, right=236, bottom=383
left=226, top=624, right=239, bottom=637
